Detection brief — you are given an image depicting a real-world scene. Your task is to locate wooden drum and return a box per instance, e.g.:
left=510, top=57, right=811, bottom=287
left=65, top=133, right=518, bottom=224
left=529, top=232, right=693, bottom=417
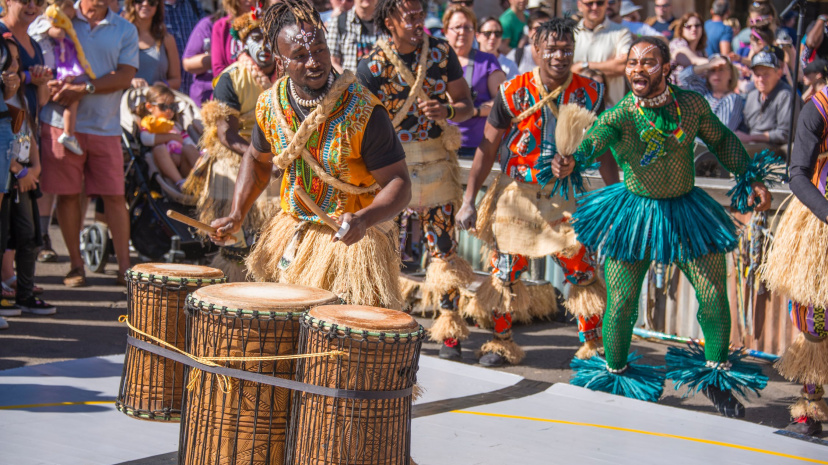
left=288, top=305, right=424, bottom=465
left=180, top=283, right=339, bottom=465
left=117, top=263, right=225, bottom=421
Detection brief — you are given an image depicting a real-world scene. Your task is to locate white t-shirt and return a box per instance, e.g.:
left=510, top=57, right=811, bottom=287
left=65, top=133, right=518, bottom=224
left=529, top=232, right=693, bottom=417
left=574, top=18, right=633, bottom=107
left=498, top=54, right=520, bottom=79
left=5, top=95, right=30, bottom=164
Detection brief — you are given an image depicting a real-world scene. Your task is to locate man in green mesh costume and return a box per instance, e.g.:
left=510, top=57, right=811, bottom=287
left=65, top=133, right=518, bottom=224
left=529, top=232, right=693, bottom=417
left=556, top=36, right=781, bottom=417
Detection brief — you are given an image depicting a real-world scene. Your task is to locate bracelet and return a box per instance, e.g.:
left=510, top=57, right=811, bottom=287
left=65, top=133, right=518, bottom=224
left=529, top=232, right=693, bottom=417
left=820, top=15, right=828, bottom=22
left=473, top=107, right=480, bottom=118
left=445, top=104, right=455, bottom=120
left=23, top=71, right=31, bottom=84
left=14, top=167, right=28, bottom=179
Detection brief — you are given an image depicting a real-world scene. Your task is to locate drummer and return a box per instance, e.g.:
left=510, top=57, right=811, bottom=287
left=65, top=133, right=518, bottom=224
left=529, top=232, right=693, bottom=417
left=210, top=0, right=411, bottom=309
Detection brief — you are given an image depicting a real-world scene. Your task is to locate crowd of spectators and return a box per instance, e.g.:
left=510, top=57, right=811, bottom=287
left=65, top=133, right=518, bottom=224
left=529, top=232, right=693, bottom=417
left=0, top=0, right=823, bottom=329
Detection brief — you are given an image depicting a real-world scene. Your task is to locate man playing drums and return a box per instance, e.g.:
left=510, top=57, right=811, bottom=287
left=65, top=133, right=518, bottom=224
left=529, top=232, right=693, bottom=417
left=210, top=0, right=411, bottom=309
left=457, top=18, right=608, bottom=367
left=357, top=0, right=475, bottom=361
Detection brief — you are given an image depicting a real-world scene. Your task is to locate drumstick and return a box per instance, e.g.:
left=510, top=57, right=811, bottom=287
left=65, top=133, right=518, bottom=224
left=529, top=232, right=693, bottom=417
left=166, top=210, right=218, bottom=235
left=293, top=188, right=340, bottom=232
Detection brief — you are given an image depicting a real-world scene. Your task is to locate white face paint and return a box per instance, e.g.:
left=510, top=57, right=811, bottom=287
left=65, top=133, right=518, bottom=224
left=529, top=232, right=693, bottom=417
left=292, top=27, right=318, bottom=66
left=398, top=4, right=425, bottom=44
left=542, top=49, right=574, bottom=60
left=245, top=28, right=273, bottom=68
left=625, top=43, right=662, bottom=80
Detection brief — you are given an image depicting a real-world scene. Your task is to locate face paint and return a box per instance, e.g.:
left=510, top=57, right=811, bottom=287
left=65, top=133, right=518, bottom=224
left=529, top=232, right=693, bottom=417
left=292, top=27, right=318, bottom=66
left=245, top=29, right=273, bottom=68
left=398, top=5, right=425, bottom=44
left=542, top=49, right=574, bottom=60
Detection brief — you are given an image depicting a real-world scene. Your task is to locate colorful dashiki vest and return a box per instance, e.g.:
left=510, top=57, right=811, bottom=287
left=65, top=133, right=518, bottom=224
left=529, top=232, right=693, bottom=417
left=362, top=38, right=453, bottom=142
left=214, top=63, right=264, bottom=140
left=498, top=72, right=603, bottom=184
left=810, top=87, right=828, bottom=196
left=256, top=78, right=380, bottom=225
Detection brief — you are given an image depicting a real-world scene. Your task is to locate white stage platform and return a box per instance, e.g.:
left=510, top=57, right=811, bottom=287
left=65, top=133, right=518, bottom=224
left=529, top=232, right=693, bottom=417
left=1, top=355, right=825, bottom=465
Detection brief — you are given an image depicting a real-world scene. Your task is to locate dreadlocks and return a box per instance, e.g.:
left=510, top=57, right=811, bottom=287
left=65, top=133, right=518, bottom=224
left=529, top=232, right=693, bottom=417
left=373, top=0, right=426, bottom=36
left=261, top=0, right=323, bottom=56
left=533, top=17, right=576, bottom=50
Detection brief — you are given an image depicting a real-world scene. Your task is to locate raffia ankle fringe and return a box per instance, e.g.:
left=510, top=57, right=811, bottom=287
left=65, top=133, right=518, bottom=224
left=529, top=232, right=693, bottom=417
left=478, top=337, right=525, bottom=364
left=428, top=310, right=469, bottom=342
left=774, top=333, right=828, bottom=385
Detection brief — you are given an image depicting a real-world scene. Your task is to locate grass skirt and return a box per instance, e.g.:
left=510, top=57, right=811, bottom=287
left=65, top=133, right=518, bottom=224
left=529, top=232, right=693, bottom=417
left=762, top=197, right=828, bottom=308
left=246, top=212, right=402, bottom=309
left=573, top=184, right=738, bottom=264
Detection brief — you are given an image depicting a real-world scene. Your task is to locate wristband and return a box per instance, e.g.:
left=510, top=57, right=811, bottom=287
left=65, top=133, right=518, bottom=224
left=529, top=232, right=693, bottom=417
left=446, top=104, right=455, bottom=120
left=23, top=71, right=31, bottom=84
left=14, top=167, right=27, bottom=179
left=820, top=15, right=828, bottom=23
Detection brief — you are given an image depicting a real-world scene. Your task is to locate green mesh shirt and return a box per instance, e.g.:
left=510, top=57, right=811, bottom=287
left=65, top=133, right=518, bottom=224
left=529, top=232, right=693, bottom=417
left=578, top=86, right=750, bottom=199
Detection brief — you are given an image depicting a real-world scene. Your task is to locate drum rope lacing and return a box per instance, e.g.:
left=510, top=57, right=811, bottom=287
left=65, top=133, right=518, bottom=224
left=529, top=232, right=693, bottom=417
left=119, top=315, right=349, bottom=393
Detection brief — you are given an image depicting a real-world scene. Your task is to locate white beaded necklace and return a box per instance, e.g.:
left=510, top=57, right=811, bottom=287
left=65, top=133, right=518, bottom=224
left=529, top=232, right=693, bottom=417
left=634, top=86, right=671, bottom=108
left=290, top=73, right=334, bottom=108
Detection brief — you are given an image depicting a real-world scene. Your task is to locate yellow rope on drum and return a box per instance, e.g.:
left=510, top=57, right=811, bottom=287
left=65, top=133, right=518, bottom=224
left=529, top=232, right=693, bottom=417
left=118, top=315, right=348, bottom=393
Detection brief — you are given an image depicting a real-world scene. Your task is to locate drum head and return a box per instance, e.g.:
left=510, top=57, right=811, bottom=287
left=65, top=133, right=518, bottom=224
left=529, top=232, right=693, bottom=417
left=191, top=283, right=338, bottom=313
left=309, top=305, right=419, bottom=332
left=130, top=263, right=225, bottom=280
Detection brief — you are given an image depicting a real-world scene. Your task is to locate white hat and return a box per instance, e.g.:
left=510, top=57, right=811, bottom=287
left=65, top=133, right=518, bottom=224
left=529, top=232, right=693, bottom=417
left=619, top=0, right=642, bottom=17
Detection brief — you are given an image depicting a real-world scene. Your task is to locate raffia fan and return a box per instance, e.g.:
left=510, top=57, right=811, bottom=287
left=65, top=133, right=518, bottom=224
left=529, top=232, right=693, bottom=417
left=554, top=103, right=596, bottom=157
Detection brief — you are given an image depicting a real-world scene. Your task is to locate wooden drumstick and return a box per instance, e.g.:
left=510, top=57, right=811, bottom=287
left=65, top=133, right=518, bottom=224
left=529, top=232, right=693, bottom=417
left=166, top=210, right=218, bottom=235
left=293, top=188, right=340, bottom=232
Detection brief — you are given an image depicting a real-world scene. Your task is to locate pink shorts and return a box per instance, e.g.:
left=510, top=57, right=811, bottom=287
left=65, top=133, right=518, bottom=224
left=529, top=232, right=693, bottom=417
left=40, top=123, right=124, bottom=196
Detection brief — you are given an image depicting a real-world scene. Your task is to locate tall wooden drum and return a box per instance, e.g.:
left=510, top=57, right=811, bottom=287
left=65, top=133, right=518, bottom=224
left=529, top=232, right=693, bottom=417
left=117, top=263, right=226, bottom=421
left=288, top=305, right=424, bottom=465
left=180, top=283, right=339, bottom=465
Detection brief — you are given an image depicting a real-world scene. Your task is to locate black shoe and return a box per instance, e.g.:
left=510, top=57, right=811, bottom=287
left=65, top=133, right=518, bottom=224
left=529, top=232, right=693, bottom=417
left=785, top=417, right=823, bottom=436
left=703, top=385, right=745, bottom=418
left=16, top=297, right=57, bottom=315
left=37, top=234, right=58, bottom=263
left=479, top=352, right=505, bottom=367
left=439, top=339, right=462, bottom=360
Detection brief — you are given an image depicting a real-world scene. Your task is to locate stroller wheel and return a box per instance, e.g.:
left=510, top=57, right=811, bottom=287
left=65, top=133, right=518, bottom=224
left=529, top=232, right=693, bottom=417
left=80, top=223, right=112, bottom=274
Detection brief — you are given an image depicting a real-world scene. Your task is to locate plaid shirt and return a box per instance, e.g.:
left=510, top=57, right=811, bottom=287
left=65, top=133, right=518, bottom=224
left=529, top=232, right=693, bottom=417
left=165, top=0, right=202, bottom=94
left=328, top=9, right=383, bottom=72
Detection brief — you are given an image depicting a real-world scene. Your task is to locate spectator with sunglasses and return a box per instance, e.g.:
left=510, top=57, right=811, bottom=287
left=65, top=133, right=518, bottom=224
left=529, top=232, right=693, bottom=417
left=498, top=0, right=526, bottom=52
left=40, top=0, right=139, bottom=287
left=669, top=12, right=707, bottom=85
left=731, top=0, right=775, bottom=53
left=444, top=5, right=505, bottom=158
left=124, top=0, right=181, bottom=90
left=476, top=16, right=517, bottom=79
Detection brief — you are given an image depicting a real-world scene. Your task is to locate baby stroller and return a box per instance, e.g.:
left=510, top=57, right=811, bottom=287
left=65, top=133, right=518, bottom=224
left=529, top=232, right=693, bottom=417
left=79, top=87, right=214, bottom=273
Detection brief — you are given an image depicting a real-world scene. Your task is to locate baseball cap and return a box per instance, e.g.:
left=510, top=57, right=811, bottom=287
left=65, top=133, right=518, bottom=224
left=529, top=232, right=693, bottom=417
left=804, top=57, right=828, bottom=76
left=750, top=49, right=779, bottom=69
left=619, top=0, right=642, bottom=17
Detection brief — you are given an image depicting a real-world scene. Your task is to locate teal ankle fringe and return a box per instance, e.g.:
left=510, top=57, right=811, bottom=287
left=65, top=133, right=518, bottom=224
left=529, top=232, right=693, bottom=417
left=728, top=149, right=788, bottom=214
left=572, top=184, right=738, bottom=264
left=665, top=343, right=769, bottom=399
left=570, top=353, right=665, bottom=402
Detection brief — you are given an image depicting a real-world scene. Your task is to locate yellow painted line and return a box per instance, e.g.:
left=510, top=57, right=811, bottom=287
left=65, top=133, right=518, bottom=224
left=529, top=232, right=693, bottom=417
left=454, top=411, right=828, bottom=464
left=0, top=400, right=115, bottom=410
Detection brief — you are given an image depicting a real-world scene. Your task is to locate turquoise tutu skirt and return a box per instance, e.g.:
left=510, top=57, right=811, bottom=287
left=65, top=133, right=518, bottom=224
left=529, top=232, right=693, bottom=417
left=572, top=184, right=738, bottom=264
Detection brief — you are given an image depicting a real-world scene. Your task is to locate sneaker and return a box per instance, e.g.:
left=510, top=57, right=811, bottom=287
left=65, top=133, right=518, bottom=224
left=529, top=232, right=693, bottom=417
left=702, top=385, right=745, bottom=418
left=479, top=352, right=505, bottom=368
left=58, top=133, right=83, bottom=155
left=37, top=234, right=58, bottom=263
left=63, top=267, right=86, bottom=287
left=17, top=297, right=56, bottom=315
left=0, top=316, right=7, bottom=329
left=439, top=339, right=462, bottom=360
left=0, top=298, right=21, bottom=316
left=785, top=416, right=824, bottom=436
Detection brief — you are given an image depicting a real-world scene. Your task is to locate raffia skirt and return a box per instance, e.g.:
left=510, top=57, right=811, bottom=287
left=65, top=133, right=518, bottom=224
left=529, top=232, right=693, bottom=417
left=474, top=174, right=578, bottom=257
left=402, top=138, right=463, bottom=209
left=246, top=212, right=402, bottom=310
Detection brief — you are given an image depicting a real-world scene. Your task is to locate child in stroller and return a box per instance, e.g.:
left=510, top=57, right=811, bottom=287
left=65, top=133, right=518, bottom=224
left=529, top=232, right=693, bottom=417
left=135, top=84, right=200, bottom=191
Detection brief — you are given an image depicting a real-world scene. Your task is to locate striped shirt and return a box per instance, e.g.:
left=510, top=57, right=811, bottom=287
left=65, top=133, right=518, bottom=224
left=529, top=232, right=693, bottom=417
left=677, top=65, right=744, bottom=132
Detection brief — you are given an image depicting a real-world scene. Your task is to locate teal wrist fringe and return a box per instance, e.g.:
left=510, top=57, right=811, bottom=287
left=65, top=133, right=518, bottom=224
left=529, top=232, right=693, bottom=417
left=665, top=343, right=769, bottom=399
left=728, top=149, right=788, bottom=214
left=570, top=353, right=665, bottom=402
left=534, top=142, right=599, bottom=200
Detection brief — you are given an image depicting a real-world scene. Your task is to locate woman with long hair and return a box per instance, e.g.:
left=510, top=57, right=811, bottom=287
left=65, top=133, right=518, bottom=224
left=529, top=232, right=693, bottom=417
left=669, top=12, right=708, bottom=84
left=443, top=5, right=506, bottom=158
left=677, top=54, right=743, bottom=131
left=124, top=0, right=181, bottom=89
left=210, top=0, right=256, bottom=77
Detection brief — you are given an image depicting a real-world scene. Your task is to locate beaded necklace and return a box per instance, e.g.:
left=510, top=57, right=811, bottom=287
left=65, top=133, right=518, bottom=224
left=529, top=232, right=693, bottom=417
left=635, top=86, right=686, bottom=167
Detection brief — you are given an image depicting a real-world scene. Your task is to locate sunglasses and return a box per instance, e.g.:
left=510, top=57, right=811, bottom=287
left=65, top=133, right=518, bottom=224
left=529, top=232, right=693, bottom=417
left=580, top=0, right=605, bottom=7
left=152, top=102, right=175, bottom=111
left=654, top=3, right=670, bottom=7
left=479, top=30, right=503, bottom=38
left=138, top=0, right=160, bottom=6
left=450, top=0, right=473, bottom=6
left=684, top=23, right=702, bottom=29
